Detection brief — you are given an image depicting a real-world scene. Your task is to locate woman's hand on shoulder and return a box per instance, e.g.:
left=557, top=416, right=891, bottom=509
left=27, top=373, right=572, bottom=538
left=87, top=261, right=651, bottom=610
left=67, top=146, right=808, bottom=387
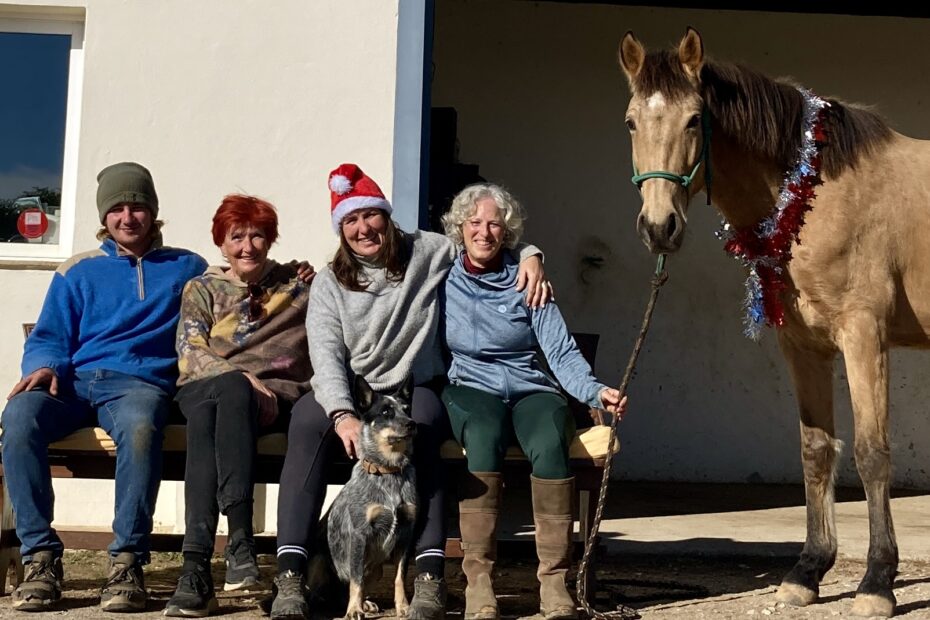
left=599, top=388, right=628, bottom=419
left=295, top=261, right=316, bottom=284
left=516, top=255, right=554, bottom=308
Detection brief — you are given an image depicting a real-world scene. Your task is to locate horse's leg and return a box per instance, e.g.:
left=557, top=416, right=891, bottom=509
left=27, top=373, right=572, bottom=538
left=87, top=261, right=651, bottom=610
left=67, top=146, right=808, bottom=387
left=841, top=316, right=897, bottom=618
left=775, top=335, right=839, bottom=607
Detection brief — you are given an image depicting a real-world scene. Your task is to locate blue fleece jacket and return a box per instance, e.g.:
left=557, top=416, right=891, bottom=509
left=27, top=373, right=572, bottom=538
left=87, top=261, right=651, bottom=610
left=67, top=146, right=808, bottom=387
left=443, top=252, right=607, bottom=408
left=22, top=237, right=207, bottom=393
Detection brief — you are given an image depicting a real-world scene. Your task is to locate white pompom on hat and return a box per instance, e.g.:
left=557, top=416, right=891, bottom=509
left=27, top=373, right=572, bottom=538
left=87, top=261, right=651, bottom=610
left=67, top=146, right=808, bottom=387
left=328, top=163, right=392, bottom=233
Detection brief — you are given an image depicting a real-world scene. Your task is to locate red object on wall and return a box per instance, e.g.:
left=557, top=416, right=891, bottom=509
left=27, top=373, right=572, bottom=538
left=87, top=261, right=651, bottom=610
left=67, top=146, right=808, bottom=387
left=17, top=209, right=49, bottom=239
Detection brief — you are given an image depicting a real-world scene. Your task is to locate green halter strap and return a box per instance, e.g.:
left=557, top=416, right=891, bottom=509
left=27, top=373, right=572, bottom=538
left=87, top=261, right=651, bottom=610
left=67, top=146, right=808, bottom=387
left=631, top=108, right=713, bottom=204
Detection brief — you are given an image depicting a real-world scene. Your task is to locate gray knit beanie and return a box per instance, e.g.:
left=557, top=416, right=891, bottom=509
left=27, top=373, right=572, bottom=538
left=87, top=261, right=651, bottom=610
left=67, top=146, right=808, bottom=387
left=96, top=162, right=159, bottom=222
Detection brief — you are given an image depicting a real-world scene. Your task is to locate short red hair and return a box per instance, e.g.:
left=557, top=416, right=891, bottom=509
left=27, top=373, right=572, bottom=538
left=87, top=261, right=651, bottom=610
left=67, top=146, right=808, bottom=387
left=211, top=194, right=279, bottom=246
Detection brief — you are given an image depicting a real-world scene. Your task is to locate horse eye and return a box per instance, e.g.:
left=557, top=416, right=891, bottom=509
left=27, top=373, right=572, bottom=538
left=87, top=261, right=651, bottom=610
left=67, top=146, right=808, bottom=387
left=625, top=118, right=636, bottom=131
left=686, top=114, right=701, bottom=129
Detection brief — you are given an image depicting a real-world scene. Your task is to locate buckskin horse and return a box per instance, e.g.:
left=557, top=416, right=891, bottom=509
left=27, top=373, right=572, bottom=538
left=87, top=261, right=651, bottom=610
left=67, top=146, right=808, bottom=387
left=619, top=27, right=930, bottom=618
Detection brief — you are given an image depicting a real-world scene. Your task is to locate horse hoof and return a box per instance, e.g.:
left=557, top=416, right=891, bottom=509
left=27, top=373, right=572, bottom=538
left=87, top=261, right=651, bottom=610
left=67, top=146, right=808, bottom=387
left=775, top=582, right=817, bottom=607
left=850, top=593, right=895, bottom=617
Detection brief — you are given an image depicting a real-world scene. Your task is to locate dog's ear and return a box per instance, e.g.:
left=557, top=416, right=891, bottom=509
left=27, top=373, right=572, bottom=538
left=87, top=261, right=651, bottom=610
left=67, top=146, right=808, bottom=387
left=395, top=375, right=414, bottom=405
left=354, top=375, right=375, bottom=412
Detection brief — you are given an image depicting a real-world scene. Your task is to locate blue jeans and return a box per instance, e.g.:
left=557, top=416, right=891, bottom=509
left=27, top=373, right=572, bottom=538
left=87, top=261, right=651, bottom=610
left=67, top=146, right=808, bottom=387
left=0, top=370, right=170, bottom=563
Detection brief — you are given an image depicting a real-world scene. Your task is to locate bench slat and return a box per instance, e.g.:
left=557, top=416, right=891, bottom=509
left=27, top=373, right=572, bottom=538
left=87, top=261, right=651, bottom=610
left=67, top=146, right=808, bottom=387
left=47, top=424, right=619, bottom=461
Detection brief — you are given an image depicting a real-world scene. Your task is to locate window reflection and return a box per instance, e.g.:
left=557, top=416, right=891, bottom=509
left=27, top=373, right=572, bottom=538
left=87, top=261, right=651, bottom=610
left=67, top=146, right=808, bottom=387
left=0, top=32, right=70, bottom=245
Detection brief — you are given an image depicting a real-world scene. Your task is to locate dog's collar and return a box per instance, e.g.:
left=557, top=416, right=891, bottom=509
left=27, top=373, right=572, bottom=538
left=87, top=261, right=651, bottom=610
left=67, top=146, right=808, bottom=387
left=360, top=459, right=403, bottom=475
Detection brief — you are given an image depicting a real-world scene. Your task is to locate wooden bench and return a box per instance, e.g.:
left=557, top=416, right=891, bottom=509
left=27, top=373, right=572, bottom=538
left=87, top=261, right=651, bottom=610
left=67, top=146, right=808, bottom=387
left=0, top=327, right=616, bottom=595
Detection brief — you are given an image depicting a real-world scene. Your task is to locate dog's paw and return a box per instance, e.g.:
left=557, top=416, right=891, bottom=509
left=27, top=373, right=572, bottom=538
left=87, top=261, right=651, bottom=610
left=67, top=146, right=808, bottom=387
left=395, top=599, right=410, bottom=618
left=362, top=599, right=380, bottom=613
left=344, top=610, right=366, bottom=620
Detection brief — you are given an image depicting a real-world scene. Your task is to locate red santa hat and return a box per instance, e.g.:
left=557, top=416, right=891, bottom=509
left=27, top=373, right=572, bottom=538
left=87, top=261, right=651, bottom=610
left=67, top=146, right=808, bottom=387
left=328, top=163, right=392, bottom=233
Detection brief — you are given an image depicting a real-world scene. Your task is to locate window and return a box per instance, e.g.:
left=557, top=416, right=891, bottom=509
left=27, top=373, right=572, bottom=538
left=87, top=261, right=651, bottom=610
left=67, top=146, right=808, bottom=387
left=0, top=14, right=83, bottom=260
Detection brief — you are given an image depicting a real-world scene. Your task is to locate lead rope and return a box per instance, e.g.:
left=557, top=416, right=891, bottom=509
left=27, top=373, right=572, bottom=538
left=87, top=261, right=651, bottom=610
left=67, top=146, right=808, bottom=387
left=576, top=254, right=669, bottom=620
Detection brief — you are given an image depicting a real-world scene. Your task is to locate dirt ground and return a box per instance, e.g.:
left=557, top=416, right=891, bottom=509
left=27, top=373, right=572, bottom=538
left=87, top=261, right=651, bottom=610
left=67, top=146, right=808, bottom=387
left=1, top=551, right=930, bottom=619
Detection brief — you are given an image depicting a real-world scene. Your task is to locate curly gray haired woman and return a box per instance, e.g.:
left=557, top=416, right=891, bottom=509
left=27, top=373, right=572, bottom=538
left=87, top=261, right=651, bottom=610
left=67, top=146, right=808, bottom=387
left=441, top=183, right=525, bottom=249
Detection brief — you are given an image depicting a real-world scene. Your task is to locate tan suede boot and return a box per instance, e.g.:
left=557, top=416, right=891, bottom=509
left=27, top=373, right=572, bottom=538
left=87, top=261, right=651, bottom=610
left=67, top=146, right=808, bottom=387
left=531, top=475, right=578, bottom=620
left=459, top=471, right=503, bottom=620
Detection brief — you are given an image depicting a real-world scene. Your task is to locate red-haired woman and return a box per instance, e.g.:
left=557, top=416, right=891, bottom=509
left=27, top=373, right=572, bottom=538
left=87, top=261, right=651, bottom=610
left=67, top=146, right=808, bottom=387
left=164, top=194, right=314, bottom=618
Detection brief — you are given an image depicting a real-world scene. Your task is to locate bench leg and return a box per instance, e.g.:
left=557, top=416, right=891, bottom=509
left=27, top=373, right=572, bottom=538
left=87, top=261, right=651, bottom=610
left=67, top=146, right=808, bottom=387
left=0, top=475, right=24, bottom=595
left=578, top=488, right=600, bottom=550
left=576, top=487, right=599, bottom=605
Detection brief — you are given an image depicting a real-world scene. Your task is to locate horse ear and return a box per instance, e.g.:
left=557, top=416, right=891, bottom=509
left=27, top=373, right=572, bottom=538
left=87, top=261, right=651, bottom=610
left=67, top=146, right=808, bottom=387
left=619, top=31, right=645, bottom=83
left=678, top=26, right=704, bottom=82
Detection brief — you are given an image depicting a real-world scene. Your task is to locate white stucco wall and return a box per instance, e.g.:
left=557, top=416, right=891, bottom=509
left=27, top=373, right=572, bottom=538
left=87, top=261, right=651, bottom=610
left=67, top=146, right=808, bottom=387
left=432, top=2, right=930, bottom=487
left=0, top=0, right=410, bottom=529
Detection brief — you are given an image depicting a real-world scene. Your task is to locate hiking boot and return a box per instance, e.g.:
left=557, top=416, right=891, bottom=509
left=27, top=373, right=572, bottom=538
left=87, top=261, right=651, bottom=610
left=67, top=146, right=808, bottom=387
left=100, top=552, right=146, bottom=613
left=269, top=570, right=309, bottom=620
left=223, top=531, right=259, bottom=591
left=164, top=562, right=217, bottom=618
left=406, top=573, right=447, bottom=620
left=11, top=550, right=63, bottom=611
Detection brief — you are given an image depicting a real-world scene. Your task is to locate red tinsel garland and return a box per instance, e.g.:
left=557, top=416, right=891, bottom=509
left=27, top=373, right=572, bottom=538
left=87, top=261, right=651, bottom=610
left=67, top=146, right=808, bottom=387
left=723, top=108, right=828, bottom=329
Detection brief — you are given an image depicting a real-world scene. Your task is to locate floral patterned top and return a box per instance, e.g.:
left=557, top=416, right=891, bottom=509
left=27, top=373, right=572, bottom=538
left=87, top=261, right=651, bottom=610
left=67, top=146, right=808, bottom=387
left=176, top=259, right=311, bottom=404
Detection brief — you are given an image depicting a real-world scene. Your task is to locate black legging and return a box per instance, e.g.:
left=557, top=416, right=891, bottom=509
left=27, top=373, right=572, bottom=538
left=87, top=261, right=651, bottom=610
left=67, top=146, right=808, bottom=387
left=276, top=383, right=450, bottom=565
left=176, top=371, right=290, bottom=555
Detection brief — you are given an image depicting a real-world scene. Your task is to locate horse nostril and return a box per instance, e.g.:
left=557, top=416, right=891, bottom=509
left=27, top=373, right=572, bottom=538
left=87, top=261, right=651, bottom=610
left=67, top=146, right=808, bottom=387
left=665, top=213, right=678, bottom=241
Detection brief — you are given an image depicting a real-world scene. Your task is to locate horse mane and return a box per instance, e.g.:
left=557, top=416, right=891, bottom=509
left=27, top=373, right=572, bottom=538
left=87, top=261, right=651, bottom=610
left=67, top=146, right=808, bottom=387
left=633, top=51, right=894, bottom=178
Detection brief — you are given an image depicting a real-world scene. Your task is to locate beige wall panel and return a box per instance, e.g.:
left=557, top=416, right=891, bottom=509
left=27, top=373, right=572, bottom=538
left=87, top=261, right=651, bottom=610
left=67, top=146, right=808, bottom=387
left=0, top=0, right=400, bottom=391
left=0, top=0, right=403, bottom=528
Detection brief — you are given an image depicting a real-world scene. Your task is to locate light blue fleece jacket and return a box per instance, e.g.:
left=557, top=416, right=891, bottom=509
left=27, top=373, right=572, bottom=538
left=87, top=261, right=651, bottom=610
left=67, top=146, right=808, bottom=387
left=22, top=236, right=207, bottom=393
left=443, top=252, right=607, bottom=408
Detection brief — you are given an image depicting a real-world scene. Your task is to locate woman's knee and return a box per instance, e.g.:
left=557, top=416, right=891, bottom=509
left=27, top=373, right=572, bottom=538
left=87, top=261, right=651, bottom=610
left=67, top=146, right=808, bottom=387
left=211, top=371, right=254, bottom=402
left=526, top=438, right=571, bottom=479
left=285, top=394, right=332, bottom=448
left=411, top=386, right=445, bottom=426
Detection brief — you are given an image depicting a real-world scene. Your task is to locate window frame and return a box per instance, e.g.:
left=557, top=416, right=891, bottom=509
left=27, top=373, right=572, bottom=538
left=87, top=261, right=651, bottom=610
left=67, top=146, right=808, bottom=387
left=0, top=14, right=84, bottom=261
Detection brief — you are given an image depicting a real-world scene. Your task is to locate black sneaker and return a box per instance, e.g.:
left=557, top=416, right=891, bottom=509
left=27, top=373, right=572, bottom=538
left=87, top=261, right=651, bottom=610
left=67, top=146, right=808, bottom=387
left=11, top=550, right=63, bottom=611
left=223, top=531, right=259, bottom=591
left=269, top=570, right=309, bottom=620
left=100, top=552, right=146, bottom=613
left=164, top=563, right=218, bottom=618
left=406, top=573, right=447, bottom=620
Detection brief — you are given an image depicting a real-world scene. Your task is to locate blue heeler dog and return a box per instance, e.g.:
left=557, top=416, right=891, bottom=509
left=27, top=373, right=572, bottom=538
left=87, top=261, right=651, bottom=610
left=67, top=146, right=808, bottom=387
left=308, top=375, right=418, bottom=620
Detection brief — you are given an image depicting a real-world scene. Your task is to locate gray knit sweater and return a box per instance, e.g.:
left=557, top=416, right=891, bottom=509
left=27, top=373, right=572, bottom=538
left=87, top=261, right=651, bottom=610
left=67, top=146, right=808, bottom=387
left=307, top=229, right=538, bottom=416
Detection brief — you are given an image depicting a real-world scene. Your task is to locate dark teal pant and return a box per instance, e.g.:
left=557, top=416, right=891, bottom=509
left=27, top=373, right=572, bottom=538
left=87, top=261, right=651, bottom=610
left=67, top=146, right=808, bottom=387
left=442, top=384, right=575, bottom=480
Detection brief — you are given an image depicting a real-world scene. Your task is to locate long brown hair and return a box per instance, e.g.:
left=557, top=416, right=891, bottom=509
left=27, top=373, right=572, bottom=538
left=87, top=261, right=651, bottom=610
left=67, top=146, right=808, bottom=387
left=331, top=217, right=410, bottom=291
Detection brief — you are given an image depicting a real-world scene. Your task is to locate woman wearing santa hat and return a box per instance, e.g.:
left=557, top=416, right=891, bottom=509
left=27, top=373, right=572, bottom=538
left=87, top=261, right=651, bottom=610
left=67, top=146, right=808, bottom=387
left=268, top=164, right=550, bottom=620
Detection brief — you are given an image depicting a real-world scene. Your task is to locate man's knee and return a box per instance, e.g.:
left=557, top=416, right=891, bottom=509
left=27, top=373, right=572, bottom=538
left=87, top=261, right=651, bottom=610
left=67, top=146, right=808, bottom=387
left=107, top=390, right=168, bottom=455
left=1, top=392, right=51, bottom=444
left=120, top=416, right=161, bottom=458
left=114, top=388, right=170, bottom=426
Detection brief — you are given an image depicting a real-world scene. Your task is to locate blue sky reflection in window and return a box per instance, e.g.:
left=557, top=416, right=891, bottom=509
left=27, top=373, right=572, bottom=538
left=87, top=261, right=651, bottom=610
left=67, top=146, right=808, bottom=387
left=0, top=32, right=69, bottom=205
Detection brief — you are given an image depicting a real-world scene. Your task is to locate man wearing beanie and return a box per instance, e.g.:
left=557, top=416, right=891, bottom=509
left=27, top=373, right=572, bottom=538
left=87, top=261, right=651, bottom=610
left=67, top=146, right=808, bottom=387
left=1, top=162, right=207, bottom=613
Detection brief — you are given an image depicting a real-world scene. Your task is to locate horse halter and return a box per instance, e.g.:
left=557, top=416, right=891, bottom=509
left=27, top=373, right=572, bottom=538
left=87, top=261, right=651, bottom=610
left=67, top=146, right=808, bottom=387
left=630, top=108, right=713, bottom=205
